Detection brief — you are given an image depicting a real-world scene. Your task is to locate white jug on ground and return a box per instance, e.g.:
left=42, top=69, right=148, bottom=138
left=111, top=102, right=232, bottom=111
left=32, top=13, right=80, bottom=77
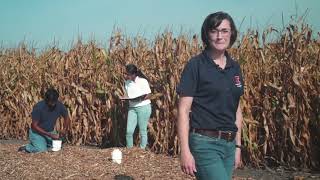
left=111, top=149, right=122, bottom=164
left=52, top=140, right=62, bottom=151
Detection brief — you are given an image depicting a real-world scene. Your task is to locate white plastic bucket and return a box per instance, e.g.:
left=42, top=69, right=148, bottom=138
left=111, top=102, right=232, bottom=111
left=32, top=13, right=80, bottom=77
left=111, top=149, right=122, bottom=164
left=52, top=140, right=62, bottom=151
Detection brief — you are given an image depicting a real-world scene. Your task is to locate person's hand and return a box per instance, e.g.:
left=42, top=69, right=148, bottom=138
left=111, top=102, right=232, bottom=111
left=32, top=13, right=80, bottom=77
left=234, top=147, right=242, bottom=169
left=59, top=130, right=67, bottom=138
left=50, top=133, right=60, bottom=140
left=180, top=151, right=197, bottom=176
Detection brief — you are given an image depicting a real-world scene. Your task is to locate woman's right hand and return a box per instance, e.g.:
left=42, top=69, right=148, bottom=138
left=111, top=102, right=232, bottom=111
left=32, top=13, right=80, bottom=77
left=180, top=150, right=197, bottom=176
left=50, top=133, right=60, bottom=140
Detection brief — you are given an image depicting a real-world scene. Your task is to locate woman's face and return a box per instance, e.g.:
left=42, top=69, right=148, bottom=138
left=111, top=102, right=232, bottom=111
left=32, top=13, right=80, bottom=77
left=125, top=72, right=136, bottom=81
left=208, top=19, right=232, bottom=52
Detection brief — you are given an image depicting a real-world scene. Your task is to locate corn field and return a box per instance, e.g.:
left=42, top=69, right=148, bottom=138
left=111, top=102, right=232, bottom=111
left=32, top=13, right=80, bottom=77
left=0, top=22, right=319, bottom=169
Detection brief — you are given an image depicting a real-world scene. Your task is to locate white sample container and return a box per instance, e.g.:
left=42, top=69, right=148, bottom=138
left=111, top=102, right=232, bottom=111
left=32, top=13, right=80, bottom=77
left=52, top=140, right=62, bottom=151
left=111, top=149, right=122, bottom=164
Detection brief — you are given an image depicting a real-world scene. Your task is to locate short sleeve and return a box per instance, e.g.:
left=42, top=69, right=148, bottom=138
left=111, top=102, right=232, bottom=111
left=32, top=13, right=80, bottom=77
left=141, top=78, right=151, bottom=94
left=236, top=64, right=245, bottom=96
left=31, top=105, right=41, bottom=122
left=176, top=59, right=198, bottom=96
left=124, top=81, right=129, bottom=95
left=239, top=68, right=244, bottom=96
left=59, top=102, right=68, bottom=118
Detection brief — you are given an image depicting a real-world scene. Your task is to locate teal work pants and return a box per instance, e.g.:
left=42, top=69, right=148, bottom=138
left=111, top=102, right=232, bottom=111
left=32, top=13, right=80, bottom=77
left=25, top=129, right=57, bottom=153
left=126, top=104, right=151, bottom=149
left=189, top=132, right=236, bottom=180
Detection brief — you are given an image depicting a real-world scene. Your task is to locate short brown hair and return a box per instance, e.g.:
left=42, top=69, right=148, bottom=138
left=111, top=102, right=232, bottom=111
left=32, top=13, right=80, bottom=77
left=201, top=11, right=237, bottom=48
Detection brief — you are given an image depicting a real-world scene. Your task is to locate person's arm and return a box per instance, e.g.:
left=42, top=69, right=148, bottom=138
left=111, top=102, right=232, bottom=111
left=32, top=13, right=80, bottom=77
left=138, top=79, right=152, bottom=101
left=59, top=103, right=70, bottom=138
left=177, top=96, right=196, bottom=176
left=119, top=82, right=130, bottom=100
left=31, top=121, right=60, bottom=140
left=142, top=93, right=151, bottom=100
left=234, top=103, right=243, bottom=169
left=64, top=116, right=71, bottom=131
left=132, top=93, right=150, bottom=101
left=60, top=116, right=70, bottom=138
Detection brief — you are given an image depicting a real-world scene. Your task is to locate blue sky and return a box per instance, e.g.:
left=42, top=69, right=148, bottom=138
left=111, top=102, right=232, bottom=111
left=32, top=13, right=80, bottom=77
left=0, top=0, right=319, bottom=49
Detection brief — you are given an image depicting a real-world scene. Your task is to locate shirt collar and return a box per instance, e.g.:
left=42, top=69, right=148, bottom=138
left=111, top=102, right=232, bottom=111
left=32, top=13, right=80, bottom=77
left=127, top=76, right=139, bottom=83
left=203, top=49, right=234, bottom=69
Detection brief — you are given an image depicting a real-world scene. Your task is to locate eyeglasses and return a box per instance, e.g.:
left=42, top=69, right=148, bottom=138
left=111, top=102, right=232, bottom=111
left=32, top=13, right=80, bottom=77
left=210, top=28, right=231, bottom=37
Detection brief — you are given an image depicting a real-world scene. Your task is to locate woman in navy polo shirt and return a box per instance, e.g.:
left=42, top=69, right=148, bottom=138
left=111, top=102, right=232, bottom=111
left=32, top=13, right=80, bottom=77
left=120, top=64, right=152, bottom=149
left=177, top=11, right=244, bottom=180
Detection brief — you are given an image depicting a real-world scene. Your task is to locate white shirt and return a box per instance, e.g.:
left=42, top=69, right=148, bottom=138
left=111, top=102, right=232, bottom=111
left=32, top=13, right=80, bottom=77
left=125, top=76, right=151, bottom=107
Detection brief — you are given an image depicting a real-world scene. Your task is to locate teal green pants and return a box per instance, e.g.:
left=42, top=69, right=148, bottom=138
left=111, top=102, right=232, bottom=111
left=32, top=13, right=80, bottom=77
left=189, top=132, right=236, bottom=180
left=126, top=104, right=151, bottom=149
left=25, top=129, right=57, bottom=153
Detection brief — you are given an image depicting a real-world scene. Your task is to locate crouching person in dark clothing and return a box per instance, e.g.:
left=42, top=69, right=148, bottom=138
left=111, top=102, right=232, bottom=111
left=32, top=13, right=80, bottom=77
left=18, top=88, right=70, bottom=153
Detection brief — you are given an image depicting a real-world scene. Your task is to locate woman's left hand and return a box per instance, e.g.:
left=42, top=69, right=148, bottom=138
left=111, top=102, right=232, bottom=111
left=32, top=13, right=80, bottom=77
left=59, top=130, right=67, bottom=138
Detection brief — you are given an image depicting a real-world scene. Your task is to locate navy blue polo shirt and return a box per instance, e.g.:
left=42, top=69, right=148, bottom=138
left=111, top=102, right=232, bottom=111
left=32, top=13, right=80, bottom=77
left=177, top=50, right=244, bottom=132
left=31, top=100, right=68, bottom=132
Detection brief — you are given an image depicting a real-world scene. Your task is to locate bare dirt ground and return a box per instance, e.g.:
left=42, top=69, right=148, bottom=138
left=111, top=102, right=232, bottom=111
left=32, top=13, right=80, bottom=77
left=1, top=139, right=319, bottom=180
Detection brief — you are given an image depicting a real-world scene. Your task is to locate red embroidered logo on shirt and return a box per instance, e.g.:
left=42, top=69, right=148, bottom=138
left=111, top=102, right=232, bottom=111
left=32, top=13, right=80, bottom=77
left=234, top=76, right=242, bottom=87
